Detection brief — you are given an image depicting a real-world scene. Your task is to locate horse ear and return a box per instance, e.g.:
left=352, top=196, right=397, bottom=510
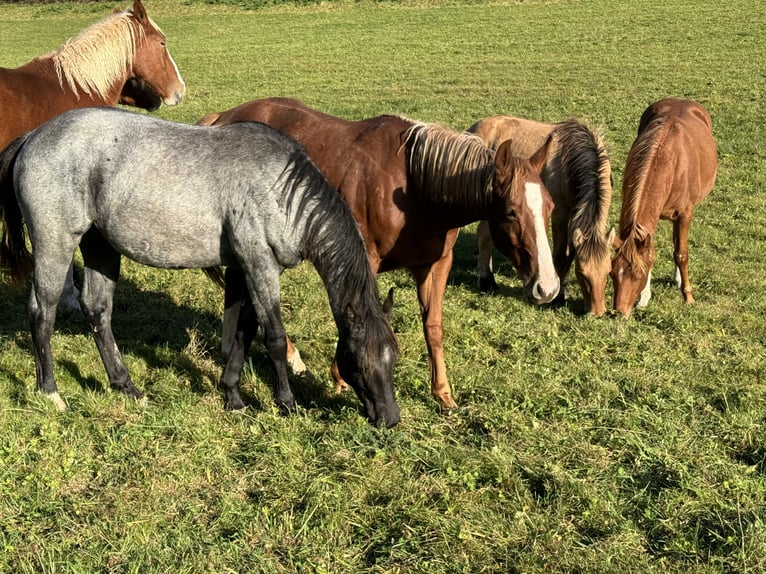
left=494, top=139, right=514, bottom=177
left=529, top=134, right=552, bottom=174
left=382, top=287, right=394, bottom=318
left=607, top=227, right=616, bottom=247
left=132, top=0, right=148, bottom=23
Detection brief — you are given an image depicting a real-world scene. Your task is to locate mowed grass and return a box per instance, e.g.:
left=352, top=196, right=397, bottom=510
left=1, top=0, right=765, bottom=572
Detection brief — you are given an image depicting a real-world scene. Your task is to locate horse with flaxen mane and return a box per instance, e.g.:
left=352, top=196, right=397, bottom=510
left=0, top=0, right=185, bottom=309
left=198, top=97, right=559, bottom=410
left=611, top=98, right=717, bottom=317
left=0, top=108, right=400, bottom=427
left=468, top=115, right=614, bottom=316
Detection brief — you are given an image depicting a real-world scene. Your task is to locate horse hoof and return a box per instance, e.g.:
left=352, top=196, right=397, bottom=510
left=44, top=391, right=68, bottom=412
left=478, top=275, right=498, bottom=293
left=224, top=398, right=246, bottom=411
left=287, top=348, right=308, bottom=375
left=434, top=394, right=458, bottom=411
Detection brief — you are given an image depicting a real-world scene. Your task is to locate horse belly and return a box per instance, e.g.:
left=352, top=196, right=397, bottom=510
left=98, top=214, right=225, bottom=269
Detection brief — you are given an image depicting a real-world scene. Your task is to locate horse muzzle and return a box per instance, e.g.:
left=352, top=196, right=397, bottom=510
left=525, top=275, right=560, bottom=305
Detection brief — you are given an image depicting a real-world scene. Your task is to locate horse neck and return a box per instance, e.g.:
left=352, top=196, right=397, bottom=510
left=23, top=56, right=124, bottom=108
left=406, top=125, right=496, bottom=226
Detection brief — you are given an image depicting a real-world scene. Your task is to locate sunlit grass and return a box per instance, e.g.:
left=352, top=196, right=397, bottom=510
left=1, top=0, right=765, bottom=572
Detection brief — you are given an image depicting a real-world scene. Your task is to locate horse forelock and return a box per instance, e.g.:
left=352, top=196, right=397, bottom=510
left=50, top=9, right=154, bottom=100
left=556, top=119, right=613, bottom=262
left=615, top=223, right=651, bottom=274
left=404, top=123, right=495, bottom=206
left=620, top=120, right=668, bottom=240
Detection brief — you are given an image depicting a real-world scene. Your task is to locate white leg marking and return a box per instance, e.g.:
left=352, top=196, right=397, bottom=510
left=637, top=271, right=652, bottom=308
left=287, top=347, right=307, bottom=375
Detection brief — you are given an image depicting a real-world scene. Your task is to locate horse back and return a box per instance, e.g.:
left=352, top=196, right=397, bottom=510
left=641, top=99, right=717, bottom=212
left=198, top=98, right=414, bottom=270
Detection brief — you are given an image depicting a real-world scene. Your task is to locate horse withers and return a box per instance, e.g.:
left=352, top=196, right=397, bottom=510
left=0, top=0, right=185, bottom=311
left=198, top=97, right=558, bottom=410
left=0, top=108, right=400, bottom=427
left=611, top=98, right=718, bottom=318
left=468, top=116, right=614, bottom=316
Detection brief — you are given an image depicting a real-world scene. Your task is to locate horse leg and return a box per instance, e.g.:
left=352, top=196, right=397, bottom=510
left=551, top=210, right=572, bottom=305
left=58, top=262, right=82, bottom=314
left=241, top=266, right=295, bottom=411
left=673, top=214, right=695, bottom=303
left=79, top=230, right=143, bottom=399
left=28, top=257, right=71, bottom=411
left=222, top=266, right=307, bottom=375
left=219, top=293, right=258, bottom=410
left=476, top=220, right=498, bottom=292
left=412, top=252, right=457, bottom=410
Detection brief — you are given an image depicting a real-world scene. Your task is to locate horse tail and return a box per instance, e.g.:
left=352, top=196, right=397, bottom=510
left=196, top=112, right=221, bottom=126
left=0, top=132, right=34, bottom=284
left=201, top=266, right=226, bottom=288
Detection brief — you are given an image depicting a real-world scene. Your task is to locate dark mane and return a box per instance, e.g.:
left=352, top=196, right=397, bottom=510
left=281, top=147, right=397, bottom=350
left=555, top=119, right=612, bottom=262
left=404, top=123, right=496, bottom=208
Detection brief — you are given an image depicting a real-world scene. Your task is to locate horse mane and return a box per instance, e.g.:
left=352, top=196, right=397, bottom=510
left=278, top=146, right=397, bottom=352
left=404, top=123, right=496, bottom=208
left=617, top=119, right=669, bottom=272
left=555, top=119, right=613, bottom=262
left=46, top=8, right=154, bottom=100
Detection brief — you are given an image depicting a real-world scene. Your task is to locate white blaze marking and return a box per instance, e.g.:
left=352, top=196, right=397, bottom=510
left=524, top=182, right=557, bottom=294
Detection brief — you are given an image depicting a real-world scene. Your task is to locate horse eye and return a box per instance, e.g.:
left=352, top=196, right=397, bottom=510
left=505, top=209, right=518, bottom=219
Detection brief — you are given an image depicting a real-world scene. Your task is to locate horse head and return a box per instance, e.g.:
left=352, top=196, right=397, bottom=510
left=126, top=0, right=185, bottom=107
left=610, top=227, right=655, bottom=317
left=572, top=226, right=615, bottom=317
left=334, top=289, right=400, bottom=428
left=488, top=137, right=560, bottom=304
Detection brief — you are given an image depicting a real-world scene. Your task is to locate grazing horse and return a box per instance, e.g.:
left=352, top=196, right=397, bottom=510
left=0, top=107, right=400, bottom=427
left=0, top=0, right=185, bottom=310
left=468, top=116, right=614, bottom=316
left=611, top=98, right=717, bottom=318
left=197, top=97, right=559, bottom=410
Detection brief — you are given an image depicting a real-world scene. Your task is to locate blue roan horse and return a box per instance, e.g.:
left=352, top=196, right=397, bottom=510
left=0, top=107, right=400, bottom=427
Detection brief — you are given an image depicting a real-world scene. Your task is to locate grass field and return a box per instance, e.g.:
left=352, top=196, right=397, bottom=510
left=1, top=0, right=765, bottom=572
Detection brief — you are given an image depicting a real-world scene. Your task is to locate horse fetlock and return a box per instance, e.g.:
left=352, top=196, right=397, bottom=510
left=478, top=273, right=498, bottom=293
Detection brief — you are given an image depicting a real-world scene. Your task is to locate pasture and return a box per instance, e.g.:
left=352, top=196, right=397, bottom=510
left=1, top=0, right=764, bottom=571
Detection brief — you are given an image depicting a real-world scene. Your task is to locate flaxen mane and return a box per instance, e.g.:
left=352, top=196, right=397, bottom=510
left=617, top=119, right=669, bottom=272
left=555, top=119, right=612, bottom=262
left=405, top=124, right=498, bottom=208
left=48, top=8, right=155, bottom=100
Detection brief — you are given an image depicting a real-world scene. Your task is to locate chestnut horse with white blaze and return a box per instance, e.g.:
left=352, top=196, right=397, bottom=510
left=611, top=98, right=717, bottom=317
left=0, top=0, right=185, bottom=309
left=468, top=115, right=614, bottom=316
left=198, top=97, right=559, bottom=410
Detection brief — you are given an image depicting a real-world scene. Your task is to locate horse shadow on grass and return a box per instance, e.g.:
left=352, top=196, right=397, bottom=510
left=0, top=270, right=354, bottom=416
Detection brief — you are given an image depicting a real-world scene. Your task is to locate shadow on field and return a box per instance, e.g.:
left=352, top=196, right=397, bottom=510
left=0, top=271, right=358, bottom=415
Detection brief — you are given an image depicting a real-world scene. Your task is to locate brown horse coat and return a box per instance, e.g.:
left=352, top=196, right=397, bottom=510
left=611, top=98, right=717, bottom=317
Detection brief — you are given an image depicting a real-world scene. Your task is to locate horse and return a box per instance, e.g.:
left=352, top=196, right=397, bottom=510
left=0, top=107, right=400, bottom=428
left=611, top=98, right=717, bottom=318
left=0, top=0, right=185, bottom=311
left=197, top=97, right=559, bottom=410
left=467, top=116, right=614, bottom=316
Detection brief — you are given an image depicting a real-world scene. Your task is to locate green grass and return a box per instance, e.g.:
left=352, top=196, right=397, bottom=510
left=1, top=0, right=765, bottom=572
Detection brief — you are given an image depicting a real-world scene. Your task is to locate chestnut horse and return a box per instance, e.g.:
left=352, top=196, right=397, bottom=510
left=611, top=98, right=717, bottom=317
left=0, top=0, right=185, bottom=309
left=198, top=97, right=559, bottom=409
left=468, top=116, right=614, bottom=316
